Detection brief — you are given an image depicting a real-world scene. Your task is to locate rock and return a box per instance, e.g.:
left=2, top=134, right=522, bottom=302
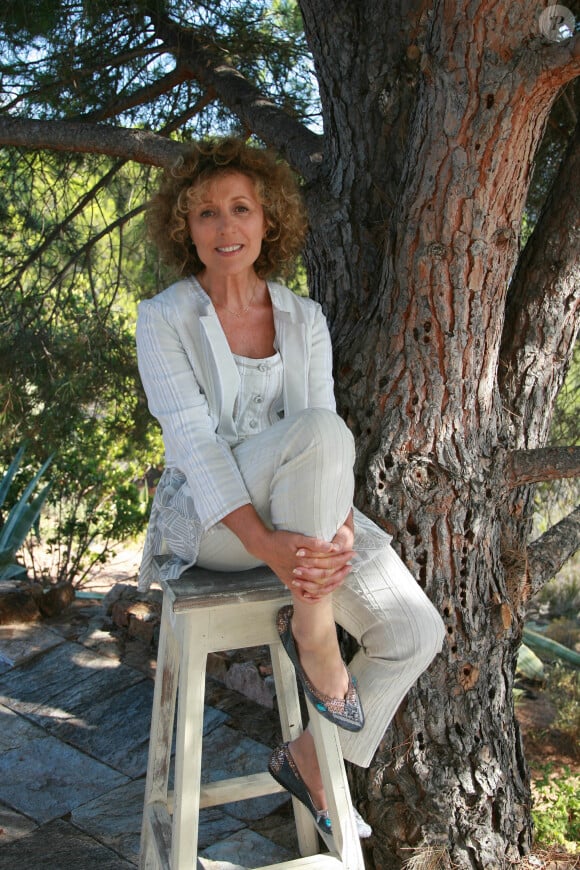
left=126, top=601, right=161, bottom=644
left=106, top=583, right=162, bottom=645
left=224, top=662, right=275, bottom=709
left=0, top=590, right=41, bottom=625
left=34, top=583, right=75, bottom=618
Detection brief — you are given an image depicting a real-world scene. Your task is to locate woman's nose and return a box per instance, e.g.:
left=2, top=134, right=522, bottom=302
left=217, top=212, right=233, bottom=233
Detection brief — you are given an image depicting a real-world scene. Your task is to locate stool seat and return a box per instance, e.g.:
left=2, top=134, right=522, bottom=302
left=139, top=564, right=364, bottom=870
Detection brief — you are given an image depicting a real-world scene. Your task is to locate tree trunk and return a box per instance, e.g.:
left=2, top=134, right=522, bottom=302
left=299, top=0, right=579, bottom=865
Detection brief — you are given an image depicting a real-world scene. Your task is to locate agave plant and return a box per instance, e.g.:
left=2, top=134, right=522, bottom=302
left=0, top=444, right=53, bottom=582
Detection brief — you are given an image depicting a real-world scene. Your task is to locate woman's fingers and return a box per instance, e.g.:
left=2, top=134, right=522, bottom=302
left=293, top=556, right=354, bottom=584
left=292, top=564, right=351, bottom=597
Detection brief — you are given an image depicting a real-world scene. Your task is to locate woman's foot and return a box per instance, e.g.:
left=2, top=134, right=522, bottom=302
left=268, top=740, right=332, bottom=837
left=279, top=732, right=374, bottom=839
left=276, top=604, right=365, bottom=732
left=288, top=731, right=326, bottom=811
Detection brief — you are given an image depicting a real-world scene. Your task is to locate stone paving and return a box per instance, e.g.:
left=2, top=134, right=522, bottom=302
left=0, top=595, right=300, bottom=870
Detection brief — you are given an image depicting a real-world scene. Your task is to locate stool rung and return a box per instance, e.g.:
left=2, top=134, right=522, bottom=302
left=252, top=856, right=344, bottom=869
left=144, top=801, right=172, bottom=870
left=166, top=773, right=286, bottom=813
left=200, top=771, right=286, bottom=807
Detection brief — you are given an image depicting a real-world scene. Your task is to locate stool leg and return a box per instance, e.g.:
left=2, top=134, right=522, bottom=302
left=270, top=642, right=319, bottom=857
left=171, top=615, right=206, bottom=869
left=140, top=602, right=180, bottom=870
left=307, top=700, right=365, bottom=869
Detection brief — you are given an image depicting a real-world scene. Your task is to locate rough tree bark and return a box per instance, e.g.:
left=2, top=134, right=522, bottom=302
left=296, top=1, right=580, bottom=867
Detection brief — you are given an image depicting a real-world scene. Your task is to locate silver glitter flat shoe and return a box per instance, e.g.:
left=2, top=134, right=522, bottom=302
left=276, top=604, right=364, bottom=732
left=268, top=743, right=332, bottom=837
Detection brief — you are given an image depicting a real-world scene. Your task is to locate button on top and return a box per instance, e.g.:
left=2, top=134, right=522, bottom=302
left=258, top=363, right=268, bottom=372
left=249, top=420, right=258, bottom=429
left=253, top=395, right=263, bottom=404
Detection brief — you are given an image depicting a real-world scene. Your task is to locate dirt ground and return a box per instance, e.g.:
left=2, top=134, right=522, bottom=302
left=517, top=691, right=578, bottom=776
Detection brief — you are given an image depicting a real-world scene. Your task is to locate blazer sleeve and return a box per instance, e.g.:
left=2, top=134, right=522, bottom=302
left=136, top=299, right=251, bottom=532
left=306, top=302, right=337, bottom=412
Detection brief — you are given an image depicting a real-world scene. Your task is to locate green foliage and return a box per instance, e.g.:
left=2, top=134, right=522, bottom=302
left=548, top=339, right=580, bottom=450
left=0, top=0, right=576, bottom=593
left=523, top=627, right=580, bottom=668
left=528, top=664, right=580, bottom=854
left=523, top=81, right=579, bottom=244
left=30, top=427, right=148, bottom=586
left=0, top=444, right=52, bottom=581
left=0, top=0, right=318, bottom=132
left=0, top=148, right=163, bottom=585
left=532, top=764, right=580, bottom=853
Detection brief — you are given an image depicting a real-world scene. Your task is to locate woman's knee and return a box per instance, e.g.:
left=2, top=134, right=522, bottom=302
left=365, top=595, right=445, bottom=669
left=412, top=600, right=445, bottom=668
left=292, top=408, right=355, bottom=458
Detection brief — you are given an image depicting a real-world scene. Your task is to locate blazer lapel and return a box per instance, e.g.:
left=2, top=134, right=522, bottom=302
left=271, top=288, right=308, bottom=415
left=199, top=313, right=240, bottom=441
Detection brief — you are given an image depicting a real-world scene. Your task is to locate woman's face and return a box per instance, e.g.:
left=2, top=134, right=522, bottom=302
left=187, top=172, right=266, bottom=277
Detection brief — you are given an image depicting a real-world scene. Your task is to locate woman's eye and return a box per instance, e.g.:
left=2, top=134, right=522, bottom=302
left=199, top=209, right=214, bottom=218
left=234, top=205, right=249, bottom=213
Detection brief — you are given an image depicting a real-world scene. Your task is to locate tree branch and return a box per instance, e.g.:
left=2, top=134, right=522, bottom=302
left=0, top=117, right=186, bottom=166
left=499, top=118, right=580, bottom=447
left=144, top=4, right=323, bottom=180
left=528, top=504, right=580, bottom=595
left=506, top=446, right=580, bottom=488
left=1, top=41, right=157, bottom=114
left=536, top=32, right=580, bottom=80
left=78, top=65, right=194, bottom=122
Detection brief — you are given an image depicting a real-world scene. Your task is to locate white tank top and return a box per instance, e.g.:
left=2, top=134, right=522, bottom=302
left=232, top=351, right=284, bottom=443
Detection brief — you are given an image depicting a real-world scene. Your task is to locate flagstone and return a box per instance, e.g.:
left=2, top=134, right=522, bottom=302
left=0, top=802, right=38, bottom=845
left=200, top=827, right=293, bottom=867
left=0, top=640, right=126, bottom=713
left=37, top=678, right=153, bottom=777
left=0, top=818, right=136, bottom=869
left=0, top=623, right=64, bottom=674
left=71, top=777, right=144, bottom=864
left=0, top=704, right=128, bottom=824
left=71, top=779, right=247, bottom=863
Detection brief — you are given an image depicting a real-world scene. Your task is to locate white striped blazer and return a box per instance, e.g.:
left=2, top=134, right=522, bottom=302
left=136, top=276, right=336, bottom=536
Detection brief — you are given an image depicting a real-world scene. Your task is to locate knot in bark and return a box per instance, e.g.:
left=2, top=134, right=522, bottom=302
left=426, top=241, right=449, bottom=259
left=402, top=455, right=445, bottom=502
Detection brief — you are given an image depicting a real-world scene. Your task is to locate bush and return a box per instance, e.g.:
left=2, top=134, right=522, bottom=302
left=532, top=764, right=579, bottom=853
left=0, top=445, right=52, bottom=581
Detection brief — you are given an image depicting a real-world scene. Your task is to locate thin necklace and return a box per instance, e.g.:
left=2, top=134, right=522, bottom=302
left=213, top=277, right=259, bottom=319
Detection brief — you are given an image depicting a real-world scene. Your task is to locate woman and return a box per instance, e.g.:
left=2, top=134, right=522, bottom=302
left=137, top=137, right=444, bottom=838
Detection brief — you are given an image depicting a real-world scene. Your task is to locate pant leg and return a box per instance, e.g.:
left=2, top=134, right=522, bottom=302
left=195, top=409, right=444, bottom=770
left=333, top=517, right=445, bottom=768
left=196, top=408, right=355, bottom=569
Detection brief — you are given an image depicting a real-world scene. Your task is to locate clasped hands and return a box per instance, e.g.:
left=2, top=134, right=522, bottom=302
left=263, top=522, right=355, bottom=604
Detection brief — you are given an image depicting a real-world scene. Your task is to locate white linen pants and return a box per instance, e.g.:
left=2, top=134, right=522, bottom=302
left=196, top=408, right=445, bottom=768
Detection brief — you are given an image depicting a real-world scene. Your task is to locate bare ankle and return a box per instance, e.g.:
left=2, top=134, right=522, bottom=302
left=291, top=618, right=338, bottom=656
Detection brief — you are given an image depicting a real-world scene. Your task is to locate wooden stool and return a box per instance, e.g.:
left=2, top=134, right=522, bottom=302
left=139, top=564, right=364, bottom=869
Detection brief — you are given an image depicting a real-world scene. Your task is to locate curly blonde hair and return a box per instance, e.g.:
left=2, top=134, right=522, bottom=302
left=147, top=137, right=308, bottom=279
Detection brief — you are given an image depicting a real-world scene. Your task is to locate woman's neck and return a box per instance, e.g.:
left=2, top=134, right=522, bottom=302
left=198, top=269, right=269, bottom=320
